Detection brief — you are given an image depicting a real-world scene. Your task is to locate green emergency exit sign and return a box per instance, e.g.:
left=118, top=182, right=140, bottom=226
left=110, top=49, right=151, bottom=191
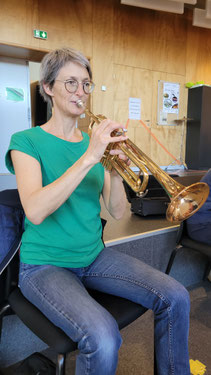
left=33, top=29, right=48, bottom=40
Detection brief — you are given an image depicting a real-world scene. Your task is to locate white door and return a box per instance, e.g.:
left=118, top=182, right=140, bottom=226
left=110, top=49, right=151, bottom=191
left=0, top=57, right=31, bottom=189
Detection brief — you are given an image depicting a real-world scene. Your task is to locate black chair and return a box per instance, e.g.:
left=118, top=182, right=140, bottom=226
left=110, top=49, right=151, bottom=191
left=165, top=220, right=211, bottom=276
left=0, top=189, right=148, bottom=375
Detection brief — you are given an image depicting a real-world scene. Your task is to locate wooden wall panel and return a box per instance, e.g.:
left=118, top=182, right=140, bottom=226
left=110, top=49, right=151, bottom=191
left=112, top=65, right=187, bottom=164
left=0, top=0, right=39, bottom=48
left=113, top=64, right=153, bottom=157
left=113, top=2, right=187, bottom=76
left=113, top=64, right=152, bottom=123
left=150, top=127, right=183, bottom=166
left=134, top=127, right=151, bottom=157
left=152, top=11, right=187, bottom=75
left=92, top=0, right=114, bottom=118
left=113, top=3, right=155, bottom=70
left=1, top=1, right=211, bottom=166
left=186, top=10, right=211, bottom=84
left=152, top=39, right=186, bottom=76
left=37, top=0, right=92, bottom=57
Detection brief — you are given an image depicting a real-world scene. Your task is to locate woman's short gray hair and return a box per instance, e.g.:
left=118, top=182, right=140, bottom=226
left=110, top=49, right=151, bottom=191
left=39, top=47, right=92, bottom=106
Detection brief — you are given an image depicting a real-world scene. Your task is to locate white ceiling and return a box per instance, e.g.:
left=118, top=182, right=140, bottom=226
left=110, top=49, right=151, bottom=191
left=121, top=0, right=211, bottom=29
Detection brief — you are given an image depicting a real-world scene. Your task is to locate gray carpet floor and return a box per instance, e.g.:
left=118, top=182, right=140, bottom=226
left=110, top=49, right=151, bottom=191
left=0, top=280, right=210, bottom=375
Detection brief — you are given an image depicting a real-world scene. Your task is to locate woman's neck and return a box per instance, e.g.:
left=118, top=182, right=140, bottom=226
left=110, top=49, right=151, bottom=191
left=41, top=113, right=82, bottom=142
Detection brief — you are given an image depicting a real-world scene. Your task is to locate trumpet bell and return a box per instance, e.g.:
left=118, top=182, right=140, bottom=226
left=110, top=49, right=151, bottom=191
left=166, top=182, right=209, bottom=223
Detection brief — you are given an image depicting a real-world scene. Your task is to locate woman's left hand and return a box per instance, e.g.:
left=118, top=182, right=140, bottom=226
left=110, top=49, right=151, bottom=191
left=109, top=148, right=131, bottom=176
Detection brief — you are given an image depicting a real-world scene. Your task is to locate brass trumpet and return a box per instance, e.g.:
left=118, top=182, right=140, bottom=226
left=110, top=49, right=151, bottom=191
left=76, top=100, right=209, bottom=223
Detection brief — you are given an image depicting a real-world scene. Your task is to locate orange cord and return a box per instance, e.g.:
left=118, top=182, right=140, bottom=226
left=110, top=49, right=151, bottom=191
left=126, top=118, right=181, bottom=165
left=125, top=119, right=130, bottom=129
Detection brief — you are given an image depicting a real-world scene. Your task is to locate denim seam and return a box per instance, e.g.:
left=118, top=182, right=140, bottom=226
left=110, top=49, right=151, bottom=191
left=87, top=272, right=172, bottom=305
left=167, top=306, right=174, bottom=375
left=79, top=334, right=91, bottom=375
left=85, top=351, right=91, bottom=375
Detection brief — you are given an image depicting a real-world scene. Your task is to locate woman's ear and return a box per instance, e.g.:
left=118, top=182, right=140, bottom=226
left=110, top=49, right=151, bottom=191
left=43, top=83, right=54, bottom=99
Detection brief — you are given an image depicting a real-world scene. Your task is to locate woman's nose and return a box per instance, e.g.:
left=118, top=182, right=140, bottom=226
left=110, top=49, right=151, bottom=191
left=75, top=82, right=85, bottom=96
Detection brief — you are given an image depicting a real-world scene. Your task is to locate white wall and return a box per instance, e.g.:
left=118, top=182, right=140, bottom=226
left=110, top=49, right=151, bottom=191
left=0, top=57, right=31, bottom=190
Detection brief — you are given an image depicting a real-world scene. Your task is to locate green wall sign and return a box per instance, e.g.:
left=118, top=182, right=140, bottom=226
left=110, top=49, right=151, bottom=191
left=33, top=30, right=48, bottom=40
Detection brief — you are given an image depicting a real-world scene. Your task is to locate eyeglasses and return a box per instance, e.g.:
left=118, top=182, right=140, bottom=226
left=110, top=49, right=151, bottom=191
left=55, top=79, right=95, bottom=94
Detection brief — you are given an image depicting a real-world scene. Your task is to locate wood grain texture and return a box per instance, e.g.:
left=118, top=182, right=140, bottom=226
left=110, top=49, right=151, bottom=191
left=92, top=0, right=114, bottom=119
left=0, top=0, right=39, bottom=48
left=37, top=0, right=92, bottom=57
left=186, top=10, right=211, bottom=84
left=113, top=64, right=152, bottom=123
left=1, top=1, right=211, bottom=165
left=113, top=3, right=155, bottom=71
left=152, top=11, right=187, bottom=76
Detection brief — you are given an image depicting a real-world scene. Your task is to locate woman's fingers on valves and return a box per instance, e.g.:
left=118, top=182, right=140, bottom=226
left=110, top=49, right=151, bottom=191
left=110, top=149, right=131, bottom=165
left=105, top=120, right=128, bottom=142
left=92, top=119, right=128, bottom=144
left=89, top=119, right=128, bottom=163
left=99, top=119, right=127, bottom=135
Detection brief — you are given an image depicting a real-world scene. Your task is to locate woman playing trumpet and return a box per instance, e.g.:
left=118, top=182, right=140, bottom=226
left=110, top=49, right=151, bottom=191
left=5, top=47, right=190, bottom=375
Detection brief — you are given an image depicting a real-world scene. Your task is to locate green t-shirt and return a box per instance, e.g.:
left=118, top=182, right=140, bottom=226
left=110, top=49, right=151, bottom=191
left=5, top=127, right=105, bottom=267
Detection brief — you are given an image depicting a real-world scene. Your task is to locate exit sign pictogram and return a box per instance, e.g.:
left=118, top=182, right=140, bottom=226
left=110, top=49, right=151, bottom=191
left=33, top=30, right=48, bottom=40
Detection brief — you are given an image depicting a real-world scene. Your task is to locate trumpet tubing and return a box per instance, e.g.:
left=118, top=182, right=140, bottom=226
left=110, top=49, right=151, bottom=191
left=76, top=100, right=210, bottom=223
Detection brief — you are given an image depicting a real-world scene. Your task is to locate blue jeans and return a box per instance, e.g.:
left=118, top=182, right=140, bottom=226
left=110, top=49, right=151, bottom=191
left=19, top=247, right=190, bottom=375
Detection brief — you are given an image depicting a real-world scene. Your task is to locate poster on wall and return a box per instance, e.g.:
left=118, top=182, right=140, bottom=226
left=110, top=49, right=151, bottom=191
left=162, top=82, right=180, bottom=114
left=129, top=97, right=141, bottom=120
left=6, top=87, right=25, bottom=102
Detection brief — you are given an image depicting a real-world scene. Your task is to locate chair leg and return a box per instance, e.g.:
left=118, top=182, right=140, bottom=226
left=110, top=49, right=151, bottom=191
left=154, top=348, right=158, bottom=375
left=165, top=245, right=183, bottom=275
left=0, top=302, right=10, bottom=317
left=0, top=302, right=11, bottom=342
left=56, top=353, right=66, bottom=375
left=0, top=317, right=2, bottom=342
left=153, top=315, right=158, bottom=375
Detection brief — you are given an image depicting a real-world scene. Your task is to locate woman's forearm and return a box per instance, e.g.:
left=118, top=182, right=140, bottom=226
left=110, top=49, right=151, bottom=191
left=103, top=171, right=127, bottom=220
left=14, top=151, right=96, bottom=225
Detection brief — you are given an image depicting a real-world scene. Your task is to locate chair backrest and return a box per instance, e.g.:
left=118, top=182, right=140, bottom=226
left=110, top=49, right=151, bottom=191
left=178, top=220, right=211, bottom=260
left=0, top=189, right=25, bottom=276
left=0, top=189, right=25, bottom=308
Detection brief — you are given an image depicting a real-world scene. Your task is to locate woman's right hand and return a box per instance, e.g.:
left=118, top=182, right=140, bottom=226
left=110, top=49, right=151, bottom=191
left=86, top=119, right=128, bottom=165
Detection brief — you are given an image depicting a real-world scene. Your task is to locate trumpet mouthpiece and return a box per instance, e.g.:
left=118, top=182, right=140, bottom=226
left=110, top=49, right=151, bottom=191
left=76, top=100, right=84, bottom=108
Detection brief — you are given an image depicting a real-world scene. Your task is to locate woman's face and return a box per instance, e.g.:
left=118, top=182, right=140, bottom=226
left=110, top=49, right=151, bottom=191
left=47, top=61, right=91, bottom=117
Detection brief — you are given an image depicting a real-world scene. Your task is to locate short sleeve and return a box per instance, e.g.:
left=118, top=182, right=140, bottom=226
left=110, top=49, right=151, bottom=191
left=5, top=130, right=41, bottom=174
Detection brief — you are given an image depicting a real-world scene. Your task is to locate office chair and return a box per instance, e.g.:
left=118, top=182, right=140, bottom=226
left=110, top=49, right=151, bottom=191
left=0, top=189, right=148, bottom=375
left=165, top=220, right=211, bottom=276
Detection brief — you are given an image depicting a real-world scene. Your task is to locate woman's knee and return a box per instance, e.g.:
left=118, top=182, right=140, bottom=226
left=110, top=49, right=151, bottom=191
left=97, top=328, right=122, bottom=361
left=154, top=276, right=190, bottom=318
left=166, top=281, right=190, bottom=319
left=79, top=317, right=122, bottom=358
left=76, top=321, right=122, bottom=375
